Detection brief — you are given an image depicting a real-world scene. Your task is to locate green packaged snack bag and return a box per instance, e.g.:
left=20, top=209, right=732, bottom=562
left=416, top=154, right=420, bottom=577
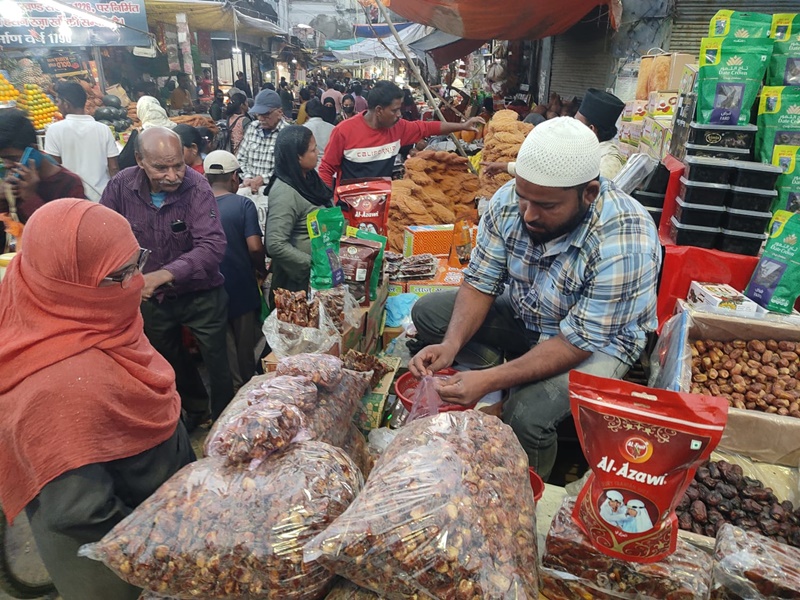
left=709, top=10, right=773, bottom=39
left=745, top=211, right=800, bottom=314
left=767, top=14, right=800, bottom=86
left=772, top=145, right=800, bottom=214
left=697, top=37, right=773, bottom=126
left=308, top=207, right=345, bottom=290
left=755, top=86, right=800, bottom=163
left=348, top=226, right=387, bottom=302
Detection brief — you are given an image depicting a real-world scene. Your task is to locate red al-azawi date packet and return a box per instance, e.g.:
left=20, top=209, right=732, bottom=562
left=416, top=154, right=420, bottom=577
left=569, top=372, right=728, bottom=563
left=336, top=178, right=392, bottom=237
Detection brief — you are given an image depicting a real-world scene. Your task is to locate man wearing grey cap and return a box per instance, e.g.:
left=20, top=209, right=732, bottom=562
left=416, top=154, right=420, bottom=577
left=236, top=88, right=287, bottom=193
left=409, top=117, right=660, bottom=481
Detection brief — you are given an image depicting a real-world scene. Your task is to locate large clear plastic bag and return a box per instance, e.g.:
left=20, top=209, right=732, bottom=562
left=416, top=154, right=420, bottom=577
left=304, top=411, right=539, bottom=599
left=341, top=424, right=373, bottom=478
left=277, top=354, right=344, bottom=390
left=324, top=579, right=384, bottom=599
left=306, top=369, right=372, bottom=448
left=80, top=442, right=363, bottom=600
left=263, top=301, right=339, bottom=359
left=542, top=497, right=713, bottom=600
left=711, top=524, right=800, bottom=599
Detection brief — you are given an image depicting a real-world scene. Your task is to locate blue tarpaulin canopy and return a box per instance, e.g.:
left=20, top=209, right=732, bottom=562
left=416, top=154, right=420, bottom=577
left=353, top=22, right=416, bottom=38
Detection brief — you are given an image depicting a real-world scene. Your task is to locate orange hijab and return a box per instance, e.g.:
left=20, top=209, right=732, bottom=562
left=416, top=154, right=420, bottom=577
left=0, top=199, right=181, bottom=522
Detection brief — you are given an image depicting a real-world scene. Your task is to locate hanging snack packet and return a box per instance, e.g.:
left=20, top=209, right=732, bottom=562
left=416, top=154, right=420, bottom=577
left=697, top=37, right=774, bottom=126
left=308, top=206, right=345, bottom=291
left=569, top=372, right=728, bottom=563
left=767, top=13, right=800, bottom=86
left=336, top=178, right=392, bottom=236
left=772, top=145, right=800, bottom=214
left=745, top=211, right=800, bottom=314
left=348, top=227, right=387, bottom=302
left=708, top=10, right=773, bottom=39
left=448, top=218, right=473, bottom=268
left=756, top=86, right=800, bottom=164
left=339, top=237, right=381, bottom=307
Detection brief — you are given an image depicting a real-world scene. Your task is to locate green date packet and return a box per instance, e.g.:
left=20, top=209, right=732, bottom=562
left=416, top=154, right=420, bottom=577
left=767, top=13, right=800, bottom=86
left=745, top=211, right=800, bottom=314
left=756, top=86, right=800, bottom=163
left=308, top=206, right=345, bottom=290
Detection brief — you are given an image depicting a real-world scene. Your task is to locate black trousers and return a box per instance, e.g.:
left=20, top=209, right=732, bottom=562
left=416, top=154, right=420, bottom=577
left=141, top=286, right=234, bottom=419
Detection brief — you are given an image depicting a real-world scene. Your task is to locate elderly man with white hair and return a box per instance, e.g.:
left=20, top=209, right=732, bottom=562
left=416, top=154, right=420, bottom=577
left=409, top=117, right=661, bottom=481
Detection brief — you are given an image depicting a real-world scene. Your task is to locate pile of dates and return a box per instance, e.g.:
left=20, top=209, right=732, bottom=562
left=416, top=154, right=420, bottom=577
left=676, top=459, right=800, bottom=547
left=689, top=339, right=800, bottom=417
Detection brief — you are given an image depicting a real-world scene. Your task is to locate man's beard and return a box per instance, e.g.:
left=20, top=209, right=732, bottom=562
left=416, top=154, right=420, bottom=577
left=523, top=202, right=591, bottom=245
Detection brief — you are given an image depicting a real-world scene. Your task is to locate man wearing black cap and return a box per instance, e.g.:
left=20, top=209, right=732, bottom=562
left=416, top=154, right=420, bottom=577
left=574, top=88, right=626, bottom=179
left=482, top=88, right=626, bottom=180
left=237, top=88, right=287, bottom=193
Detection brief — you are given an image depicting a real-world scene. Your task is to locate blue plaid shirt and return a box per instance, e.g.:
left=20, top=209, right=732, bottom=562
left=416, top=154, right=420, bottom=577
left=464, top=179, right=661, bottom=365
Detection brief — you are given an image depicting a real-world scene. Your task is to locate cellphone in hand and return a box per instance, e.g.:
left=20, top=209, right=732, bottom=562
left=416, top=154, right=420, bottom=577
left=13, top=147, right=44, bottom=178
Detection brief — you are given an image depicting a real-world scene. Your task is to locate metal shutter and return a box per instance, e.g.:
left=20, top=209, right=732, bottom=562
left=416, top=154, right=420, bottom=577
left=548, top=22, right=617, bottom=101
left=669, top=0, right=800, bottom=57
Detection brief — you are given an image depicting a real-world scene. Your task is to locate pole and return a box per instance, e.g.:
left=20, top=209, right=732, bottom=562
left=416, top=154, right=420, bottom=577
left=372, top=0, right=476, bottom=173
left=92, top=46, right=107, bottom=94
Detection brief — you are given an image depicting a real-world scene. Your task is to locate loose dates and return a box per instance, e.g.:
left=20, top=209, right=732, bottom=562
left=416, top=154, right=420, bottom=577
left=676, top=460, right=800, bottom=548
left=690, top=339, right=800, bottom=418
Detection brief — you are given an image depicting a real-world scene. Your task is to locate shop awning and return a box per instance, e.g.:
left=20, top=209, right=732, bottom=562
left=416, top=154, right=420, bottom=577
left=325, top=38, right=366, bottom=51
left=145, top=0, right=286, bottom=37
left=408, top=29, right=485, bottom=68
left=331, top=23, right=431, bottom=62
left=353, top=22, right=416, bottom=38
left=386, top=0, right=618, bottom=40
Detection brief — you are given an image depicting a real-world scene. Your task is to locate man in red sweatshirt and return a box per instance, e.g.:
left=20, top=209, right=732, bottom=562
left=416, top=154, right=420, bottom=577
left=319, top=80, right=483, bottom=188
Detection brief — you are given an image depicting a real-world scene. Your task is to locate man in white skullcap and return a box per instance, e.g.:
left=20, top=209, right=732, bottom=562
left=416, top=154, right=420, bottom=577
left=599, top=490, right=628, bottom=525
left=409, top=117, right=660, bottom=481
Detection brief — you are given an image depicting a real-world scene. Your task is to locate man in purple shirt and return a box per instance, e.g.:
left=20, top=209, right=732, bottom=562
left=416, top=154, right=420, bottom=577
left=101, top=127, right=234, bottom=425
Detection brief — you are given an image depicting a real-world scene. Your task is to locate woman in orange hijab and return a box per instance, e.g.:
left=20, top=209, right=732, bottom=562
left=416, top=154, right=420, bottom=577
left=0, top=199, right=195, bottom=600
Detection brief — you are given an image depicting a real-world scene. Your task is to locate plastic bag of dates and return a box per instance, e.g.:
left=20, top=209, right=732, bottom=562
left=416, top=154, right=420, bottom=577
left=711, top=523, right=800, bottom=599
left=305, top=369, right=372, bottom=448
left=262, top=296, right=339, bottom=359
left=541, top=497, right=713, bottom=600
left=80, top=441, right=363, bottom=599
left=341, top=424, right=373, bottom=478
left=276, top=353, right=344, bottom=390
left=570, top=372, right=728, bottom=562
left=304, top=410, right=539, bottom=599
left=324, top=578, right=384, bottom=599
left=204, top=399, right=308, bottom=467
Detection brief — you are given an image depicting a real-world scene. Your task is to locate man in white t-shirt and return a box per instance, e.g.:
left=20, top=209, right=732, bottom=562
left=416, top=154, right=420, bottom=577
left=45, top=82, right=119, bottom=201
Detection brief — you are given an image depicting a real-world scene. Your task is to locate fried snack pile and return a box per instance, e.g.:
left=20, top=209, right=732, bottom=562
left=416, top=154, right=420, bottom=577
left=479, top=110, right=533, bottom=200
left=170, top=114, right=219, bottom=134
left=388, top=150, right=479, bottom=252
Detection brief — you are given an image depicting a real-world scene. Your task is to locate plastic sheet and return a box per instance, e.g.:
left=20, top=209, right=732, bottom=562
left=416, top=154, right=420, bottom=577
left=542, top=497, right=713, bottom=600
left=613, top=152, right=659, bottom=194
left=304, top=411, right=539, bottom=599
left=406, top=375, right=443, bottom=421
left=80, top=442, right=363, bottom=600
left=711, top=524, right=800, bottom=599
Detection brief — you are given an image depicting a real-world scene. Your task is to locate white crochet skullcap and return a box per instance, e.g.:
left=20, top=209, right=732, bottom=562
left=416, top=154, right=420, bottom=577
left=515, top=116, right=601, bottom=187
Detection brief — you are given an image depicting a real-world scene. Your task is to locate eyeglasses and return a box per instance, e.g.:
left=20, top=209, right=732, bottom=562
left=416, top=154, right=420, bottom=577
left=101, top=248, right=150, bottom=288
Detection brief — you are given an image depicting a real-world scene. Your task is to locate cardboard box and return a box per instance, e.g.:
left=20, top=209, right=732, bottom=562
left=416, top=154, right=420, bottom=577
left=646, top=90, right=679, bottom=118
left=644, top=53, right=696, bottom=95
left=388, top=282, right=406, bottom=296
left=382, top=326, right=405, bottom=349
left=622, top=99, right=647, bottom=122
left=641, top=116, right=670, bottom=159
left=652, top=309, right=800, bottom=468
left=687, top=281, right=761, bottom=315
left=403, top=224, right=477, bottom=257
left=361, top=278, right=389, bottom=354
left=678, top=64, right=699, bottom=97
left=618, top=142, right=636, bottom=160
left=357, top=356, right=401, bottom=431
left=406, top=258, right=465, bottom=297
left=661, top=127, right=673, bottom=160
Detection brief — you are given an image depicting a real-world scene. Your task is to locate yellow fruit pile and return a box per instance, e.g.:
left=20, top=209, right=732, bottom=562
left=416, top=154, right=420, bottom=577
left=16, top=84, right=59, bottom=130
left=0, top=73, right=19, bottom=103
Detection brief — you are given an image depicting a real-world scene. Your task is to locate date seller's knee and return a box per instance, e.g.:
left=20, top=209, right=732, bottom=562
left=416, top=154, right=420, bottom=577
left=411, top=289, right=459, bottom=343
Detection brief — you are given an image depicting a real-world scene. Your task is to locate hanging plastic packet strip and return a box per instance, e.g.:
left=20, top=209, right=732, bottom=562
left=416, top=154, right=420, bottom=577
left=569, top=371, right=728, bottom=563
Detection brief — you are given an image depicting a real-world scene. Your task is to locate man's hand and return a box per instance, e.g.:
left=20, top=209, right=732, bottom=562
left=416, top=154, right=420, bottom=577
left=408, top=342, right=458, bottom=378
left=9, top=160, right=40, bottom=201
left=141, top=269, right=174, bottom=301
left=462, top=116, right=486, bottom=132
left=435, top=370, right=489, bottom=407
left=244, top=176, right=264, bottom=193
left=480, top=161, right=509, bottom=177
